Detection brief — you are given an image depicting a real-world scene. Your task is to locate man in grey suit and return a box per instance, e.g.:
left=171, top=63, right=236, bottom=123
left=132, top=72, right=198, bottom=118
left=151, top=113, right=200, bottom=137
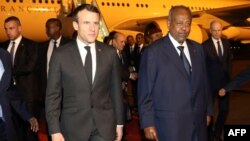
left=45, top=4, right=124, bottom=141
left=137, top=5, right=213, bottom=141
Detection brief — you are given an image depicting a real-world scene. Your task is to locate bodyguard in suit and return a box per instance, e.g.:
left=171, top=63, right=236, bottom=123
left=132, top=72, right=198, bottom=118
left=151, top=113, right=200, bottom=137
left=0, top=48, right=39, bottom=141
left=45, top=4, right=124, bottom=141
left=38, top=18, right=71, bottom=141
left=138, top=5, right=213, bottom=141
left=38, top=18, right=71, bottom=106
left=202, top=20, right=232, bottom=141
left=2, top=16, right=39, bottom=141
left=219, top=67, right=250, bottom=96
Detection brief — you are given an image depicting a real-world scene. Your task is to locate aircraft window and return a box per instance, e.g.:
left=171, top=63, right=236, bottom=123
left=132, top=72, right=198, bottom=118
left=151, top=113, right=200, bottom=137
left=112, top=2, right=115, bottom=6
left=51, top=0, right=55, bottom=3
left=122, top=3, right=125, bottom=7
left=107, top=2, right=110, bottom=6
left=141, top=4, right=144, bottom=8
left=127, top=3, right=130, bottom=7
left=136, top=4, right=139, bottom=7
left=117, top=3, right=120, bottom=6
left=145, top=4, right=148, bottom=8
left=6, top=0, right=9, bottom=2
left=45, top=0, right=48, bottom=3
left=13, top=0, right=16, bottom=2
left=101, top=2, right=105, bottom=6
left=39, top=0, right=42, bottom=3
left=32, top=0, right=36, bottom=3
left=57, top=0, right=60, bottom=4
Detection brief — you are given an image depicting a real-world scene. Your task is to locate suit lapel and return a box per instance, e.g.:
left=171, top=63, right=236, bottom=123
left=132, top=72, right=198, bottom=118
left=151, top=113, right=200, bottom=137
left=71, top=41, right=91, bottom=87
left=209, top=38, right=223, bottom=62
left=162, top=36, right=190, bottom=80
left=92, top=42, right=102, bottom=89
left=14, top=38, right=25, bottom=67
left=187, top=41, right=198, bottom=82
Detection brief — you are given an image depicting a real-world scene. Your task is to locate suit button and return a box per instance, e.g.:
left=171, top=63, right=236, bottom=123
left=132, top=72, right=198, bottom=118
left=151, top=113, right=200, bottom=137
left=91, top=105, right=94, bottom=108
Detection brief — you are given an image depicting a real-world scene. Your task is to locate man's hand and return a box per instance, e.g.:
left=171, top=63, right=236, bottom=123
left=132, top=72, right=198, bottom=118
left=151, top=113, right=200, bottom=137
left=219, top=88, right=226, bottom=97
left=130, top=72, right=138, bottom=80
left=115, top=126, right=123, bottom=141
left=206, top=115, right=212, bottom=126
left=144, top=126, right=158, bottom=141
left=52, top=133, right=65, bottom=141
left=28, top=117, right=39, bottom=132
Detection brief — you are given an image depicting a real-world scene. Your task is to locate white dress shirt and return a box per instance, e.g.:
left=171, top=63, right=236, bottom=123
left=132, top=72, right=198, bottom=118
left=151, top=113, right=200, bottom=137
left=169, top=33, right=192, bottom=67
left=7, top=35, right=22, bottom=63
left=212, top=37, right=224, bottom=55
left=76, top=38, right=96, bottom=83
left=47, top=36, right=62, bottom=75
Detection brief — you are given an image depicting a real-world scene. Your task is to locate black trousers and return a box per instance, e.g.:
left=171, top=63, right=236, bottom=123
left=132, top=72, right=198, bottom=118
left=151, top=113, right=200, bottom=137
left=208, top=93, right=229, bottom=140
left=88, top=119, right=106, bottom=141
left=0, top=118, right=8, bottom=141
left=214, top=94, right=229, bottom=138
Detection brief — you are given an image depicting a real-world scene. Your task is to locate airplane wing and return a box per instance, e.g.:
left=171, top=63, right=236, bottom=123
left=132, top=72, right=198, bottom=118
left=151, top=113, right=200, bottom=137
left=196, top=4, right=250, bottom=27
left=115, top=4, right=250, bottom=31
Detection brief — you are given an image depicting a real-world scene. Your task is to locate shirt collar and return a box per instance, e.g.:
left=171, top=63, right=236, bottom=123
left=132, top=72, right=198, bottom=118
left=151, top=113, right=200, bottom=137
left=11, top=35, right=22, bottom=45
left=168, top=33, right=187, bottom=49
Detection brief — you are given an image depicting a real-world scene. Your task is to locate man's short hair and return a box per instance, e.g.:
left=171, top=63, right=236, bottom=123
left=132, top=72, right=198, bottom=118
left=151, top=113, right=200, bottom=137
left=72, top=4, right=100, bottom=22
left=168, top=5, right=192, bottom=22
left=4, top=16, right=21, bottom=25
left=46, top=18, right=62, bottom=30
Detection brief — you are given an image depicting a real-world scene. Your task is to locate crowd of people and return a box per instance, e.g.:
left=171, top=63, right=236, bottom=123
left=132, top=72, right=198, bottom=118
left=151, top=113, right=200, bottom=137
left=0, top=3, right=249, bottom=141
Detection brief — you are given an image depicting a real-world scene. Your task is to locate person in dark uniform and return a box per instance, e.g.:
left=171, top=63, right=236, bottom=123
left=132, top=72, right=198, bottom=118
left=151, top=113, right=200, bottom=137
left=1, top=16, right=39, bottom=141
left=0, top=48, right=39, bottom=141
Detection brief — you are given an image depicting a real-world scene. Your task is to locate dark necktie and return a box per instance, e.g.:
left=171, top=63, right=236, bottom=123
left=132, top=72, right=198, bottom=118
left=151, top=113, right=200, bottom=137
left=10, top=41, right=15, bottom=65
left=53, top=40, right=57, bottom=50
left=177, top=46, right=191, bottom=76
left=85, top=46, right=92, bottom=84
left=217, top=41, right=223, bottom=60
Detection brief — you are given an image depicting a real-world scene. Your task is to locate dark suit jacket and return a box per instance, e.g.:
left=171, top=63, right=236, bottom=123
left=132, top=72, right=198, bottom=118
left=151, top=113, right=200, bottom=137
left=138, top=35, right=212, bottom=141
left=202, top=38, right=232, bottom=95
left=124, top=44, right=136, bottom=67
left=38, top=36, right=71, bottom=104
left=118, top=50, right=130, bottom=82
left=225, top=67, right=250, bottom=91
left=0, top=48, right=31, bottom=141
left=45, top=40, right=124, bottom=141
left=134, top=44, right=146, bottom=72
left=1, top=37, right=39, bottom=104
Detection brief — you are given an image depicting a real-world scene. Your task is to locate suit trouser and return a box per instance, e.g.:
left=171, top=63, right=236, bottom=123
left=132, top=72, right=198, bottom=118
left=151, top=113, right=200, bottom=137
left=0, top=118, right=8, bottom=141
left=89, top=119, right=106, bottom=141
left=214, top=94, right=229, bottom=138
left=14, top=101, right=39, bottom=141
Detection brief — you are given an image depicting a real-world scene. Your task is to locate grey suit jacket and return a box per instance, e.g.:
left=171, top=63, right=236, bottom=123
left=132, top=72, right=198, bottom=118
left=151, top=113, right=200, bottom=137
left=45, top=40, right=124, bottom=141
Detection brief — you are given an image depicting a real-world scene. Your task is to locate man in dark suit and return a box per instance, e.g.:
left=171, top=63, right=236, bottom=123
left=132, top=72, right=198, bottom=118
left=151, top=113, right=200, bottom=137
left=138, top=5, right=213, bottom=141
left=1, top=16, right=39, bottom=141
left=219, top=67, right=250, bottom=96
left=45, top=4, right=124, bottom=141
left=111, top=31, right=137, bottom=118
left=38, top=18, right=71, bottom=106
left=0, top=48, right=39, bottom=141
left=202, top=20, right=232, bottom=141
left=38, top=18, right=71, bottom=141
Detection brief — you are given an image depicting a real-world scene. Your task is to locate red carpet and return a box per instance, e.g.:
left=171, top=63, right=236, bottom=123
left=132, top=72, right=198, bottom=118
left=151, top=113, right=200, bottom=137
left=38, top=113, right=145, bottom=141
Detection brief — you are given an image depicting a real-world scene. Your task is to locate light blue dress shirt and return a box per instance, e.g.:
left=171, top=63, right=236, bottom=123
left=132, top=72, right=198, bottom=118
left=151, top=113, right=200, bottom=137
left=0, top=59, right=5, bottom=119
